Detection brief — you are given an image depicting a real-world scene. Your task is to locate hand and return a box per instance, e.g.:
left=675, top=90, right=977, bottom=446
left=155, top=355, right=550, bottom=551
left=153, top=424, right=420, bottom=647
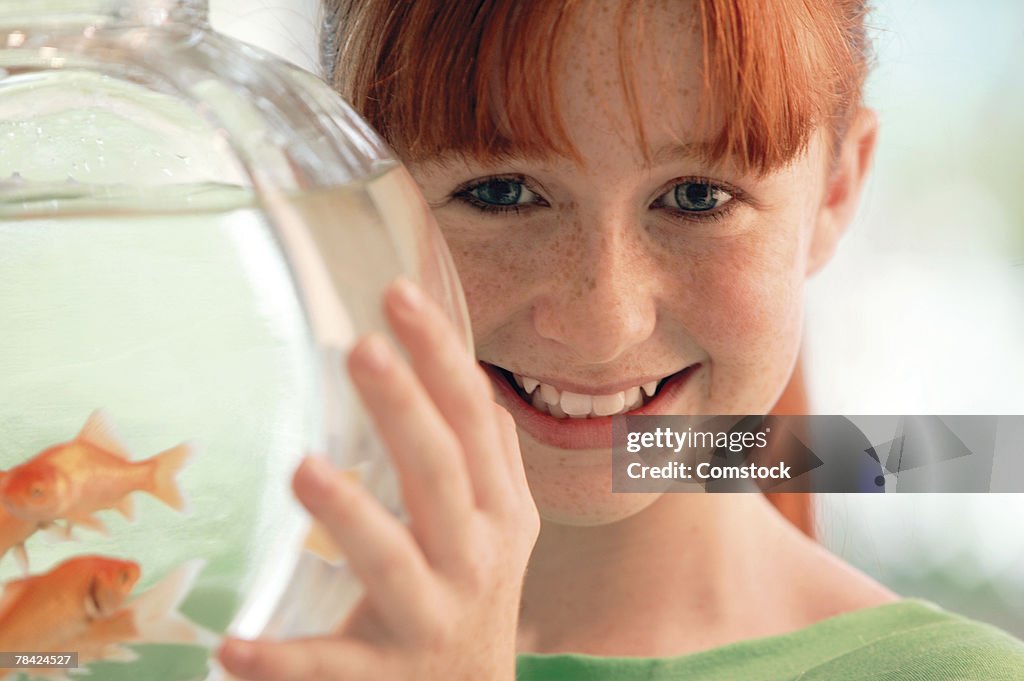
left=218, top=277, right=540, bottom=681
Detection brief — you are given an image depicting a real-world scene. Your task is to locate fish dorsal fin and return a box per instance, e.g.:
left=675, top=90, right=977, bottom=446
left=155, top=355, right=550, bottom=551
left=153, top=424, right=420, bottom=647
left=76, top=410, right=133, bottom=460
left=0, top=579, right=28, bottom=619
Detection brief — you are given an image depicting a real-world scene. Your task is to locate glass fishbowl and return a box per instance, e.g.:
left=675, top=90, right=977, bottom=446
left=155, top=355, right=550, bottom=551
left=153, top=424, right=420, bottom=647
left=0, top=1, right=471, bottom=679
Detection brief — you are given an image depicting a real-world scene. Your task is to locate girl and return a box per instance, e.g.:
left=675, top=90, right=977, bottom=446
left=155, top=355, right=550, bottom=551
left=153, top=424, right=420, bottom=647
left=220, top=1, right=1024, bottom=679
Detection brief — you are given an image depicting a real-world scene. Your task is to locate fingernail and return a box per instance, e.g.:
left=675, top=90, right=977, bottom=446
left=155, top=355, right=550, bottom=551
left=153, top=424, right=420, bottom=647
left=295, top=456, right=332, bottom=503
left=356, top=334, right=392, bottom=373
left=301, top=455, right=333, bottom=484
left=220, top=638, right=254, bottom=665
left=390, top=277, right=423, bottom=316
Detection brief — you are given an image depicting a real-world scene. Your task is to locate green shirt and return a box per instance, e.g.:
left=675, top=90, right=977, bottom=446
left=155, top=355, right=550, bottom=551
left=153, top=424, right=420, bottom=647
left=516, top=600, right=1024, bottom=680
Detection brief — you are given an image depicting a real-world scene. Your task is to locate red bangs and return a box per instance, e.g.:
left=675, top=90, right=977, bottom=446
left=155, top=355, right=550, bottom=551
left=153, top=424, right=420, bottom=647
left=327, top=0, right=869, bottom=174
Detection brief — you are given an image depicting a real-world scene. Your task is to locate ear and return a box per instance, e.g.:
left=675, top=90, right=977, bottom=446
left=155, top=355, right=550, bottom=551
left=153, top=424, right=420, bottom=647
left=806, top=107, right=879, bottom=276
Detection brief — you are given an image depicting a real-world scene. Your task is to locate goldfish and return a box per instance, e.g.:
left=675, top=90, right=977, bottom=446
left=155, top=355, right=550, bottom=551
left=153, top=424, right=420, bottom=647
left=0, top=501, right=38, bottom=574
left=0, top=472, right=108, bottom=574
left=0, top=555, right=140, bottom=654
left=70, top=560, right=216, bottom=660
left=0, top=559, right=215, bottom=681
left=0, top=410, right=194, bottom=527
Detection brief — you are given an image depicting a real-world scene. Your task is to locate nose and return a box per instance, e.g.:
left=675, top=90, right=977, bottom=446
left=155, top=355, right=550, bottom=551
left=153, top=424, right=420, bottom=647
left=532, top=214, right=657, bottom=365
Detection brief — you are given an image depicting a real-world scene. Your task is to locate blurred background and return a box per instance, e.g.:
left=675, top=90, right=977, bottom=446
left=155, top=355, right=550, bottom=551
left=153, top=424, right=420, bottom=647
left=806, top=0, right=1024, bottom=641
left=209, top=0, right=1024, bottom=639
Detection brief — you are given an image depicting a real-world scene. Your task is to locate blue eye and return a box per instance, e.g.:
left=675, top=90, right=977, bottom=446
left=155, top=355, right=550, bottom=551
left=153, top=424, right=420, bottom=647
left=667, top=182, right=732, bottom=212
left=470, top=179, right=524, bottom=206
left=458, top=177, right=546, bottom=214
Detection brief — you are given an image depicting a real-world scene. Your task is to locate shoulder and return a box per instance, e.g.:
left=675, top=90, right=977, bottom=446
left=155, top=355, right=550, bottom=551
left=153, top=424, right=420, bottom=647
left=896, top=605, right=1024, bottom=679
left=774, top=525, right=1024, bottom=678
left=801, top=600, right=1024, bottom=680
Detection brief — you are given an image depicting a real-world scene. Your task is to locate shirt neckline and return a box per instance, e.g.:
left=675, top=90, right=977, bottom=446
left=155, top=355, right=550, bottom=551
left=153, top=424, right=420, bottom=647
left=515, top=598, right=942, bottom=666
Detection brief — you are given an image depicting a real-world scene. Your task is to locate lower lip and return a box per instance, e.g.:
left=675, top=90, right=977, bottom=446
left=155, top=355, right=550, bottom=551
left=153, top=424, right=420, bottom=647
left=484, top=364, right=700, bottom=450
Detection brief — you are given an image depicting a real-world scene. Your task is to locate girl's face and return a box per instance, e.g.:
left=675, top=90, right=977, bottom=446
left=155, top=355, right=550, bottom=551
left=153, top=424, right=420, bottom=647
left=407, top=1, right=854, bottom=525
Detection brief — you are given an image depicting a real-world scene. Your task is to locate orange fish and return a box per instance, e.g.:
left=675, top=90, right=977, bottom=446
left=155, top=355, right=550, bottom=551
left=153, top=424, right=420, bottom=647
left=70, top=557, right=216, bottom=663
left=0, top=555, right=140, bottom=653
left=0, top=472, right=105, bottom=574
left=0, top=489, right=37, bottom=574
left=0, top=506, right=57, bottom=575
left=0, top=410, right=194, bottom=527
left=17, top=560, right=215, bottom=680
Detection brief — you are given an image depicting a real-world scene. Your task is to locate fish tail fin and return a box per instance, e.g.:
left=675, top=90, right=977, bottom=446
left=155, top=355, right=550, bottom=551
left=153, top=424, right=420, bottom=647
left=129, top=559, right=218, bottom=648
left=148, top=442, right=195, bottom=513
left=135, top=611, right=220, bottom=649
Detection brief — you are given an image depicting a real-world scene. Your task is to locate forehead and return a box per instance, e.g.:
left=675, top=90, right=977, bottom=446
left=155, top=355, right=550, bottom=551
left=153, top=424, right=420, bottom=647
left=523, top=0, right=708, bottom=166
left=366, top=0, right=835, bottom=175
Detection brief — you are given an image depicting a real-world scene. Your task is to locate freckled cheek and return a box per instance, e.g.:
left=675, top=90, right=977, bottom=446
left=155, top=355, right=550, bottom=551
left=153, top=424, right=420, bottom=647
left=448, top=248, right=507, bottom=332
left=437, top=220, right=551, bottom=341
left=676, top=239, right=806, bottom=366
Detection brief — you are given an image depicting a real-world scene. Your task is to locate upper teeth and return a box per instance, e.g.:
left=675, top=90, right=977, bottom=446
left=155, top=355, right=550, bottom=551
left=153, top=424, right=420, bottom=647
left=513, top=373, right=661, bottom=419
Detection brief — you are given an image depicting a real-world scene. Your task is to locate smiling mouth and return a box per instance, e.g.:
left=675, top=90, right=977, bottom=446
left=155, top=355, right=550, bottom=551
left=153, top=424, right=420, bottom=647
left=489, top=365, right=694, bottom=419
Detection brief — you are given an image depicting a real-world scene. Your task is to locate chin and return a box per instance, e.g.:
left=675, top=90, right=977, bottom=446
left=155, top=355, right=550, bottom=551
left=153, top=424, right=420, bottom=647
left=518, top=432, right=663, bottom=526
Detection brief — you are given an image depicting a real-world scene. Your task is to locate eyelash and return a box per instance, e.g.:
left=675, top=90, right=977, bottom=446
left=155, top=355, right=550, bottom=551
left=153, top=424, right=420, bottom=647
left=654, top=176, right=745, bottom=224
left=451, top=175, right=745, bottom=223
left=452, top=175, right=547, bottom=216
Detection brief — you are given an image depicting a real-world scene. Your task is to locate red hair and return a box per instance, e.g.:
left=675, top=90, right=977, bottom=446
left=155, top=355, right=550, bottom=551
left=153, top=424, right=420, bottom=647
left=324, top=0, right=871, bottom=174
left=323, top=0, right=872, bottom=534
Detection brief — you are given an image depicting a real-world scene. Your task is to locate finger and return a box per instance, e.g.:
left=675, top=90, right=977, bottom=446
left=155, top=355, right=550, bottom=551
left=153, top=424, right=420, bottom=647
left=383, top=278, right=509, bottom=510
left=293, top=457, right=435, bottom=639
left=493, top=404, right=530, bottom=503
left=493, top=405, right=540, bottom=547
left=218, top=636, right=376, bottom=681
left=347, top=332, right=475, bottom=567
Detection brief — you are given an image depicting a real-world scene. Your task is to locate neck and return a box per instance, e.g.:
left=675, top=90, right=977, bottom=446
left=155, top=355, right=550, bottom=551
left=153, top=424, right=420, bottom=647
left=517, top=493, right=801, bottom=657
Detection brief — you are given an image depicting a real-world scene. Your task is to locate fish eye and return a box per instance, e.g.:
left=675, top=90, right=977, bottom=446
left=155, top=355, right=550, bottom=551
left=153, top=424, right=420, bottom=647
left=120, top=572, right=130, bottom=584
left=29, top=485, right=44, bottom=498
